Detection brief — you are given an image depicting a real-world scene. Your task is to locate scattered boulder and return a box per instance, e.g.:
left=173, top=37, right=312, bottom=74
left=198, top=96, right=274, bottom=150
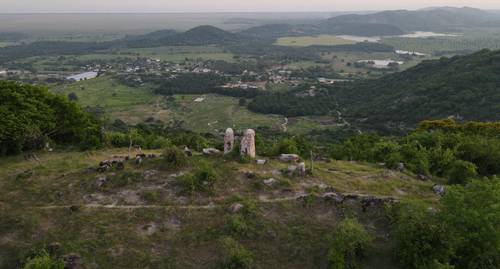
left=256, top=159, right=267, bottom=165
left=417, top=174, right=430, bottom=181
left=95, top=175, right=107, bottom=188
left=287, top=165, right=297, bottom=175
left=263, top=178, right=277, bottom=186
left=297, top=162, right=306, bottom=176
left=240, top=129, right=256, bottom=158
left=229, top=203, right=244, bottom=214
left=244, top=171, right=256, bottom=179
left=116, top=161, right=125, bottom=170
left=279, top=154, right=300, bottom=163
left=97, top=165, right=109, bottom=173
left=433, top=185, right=446, bottom=196
left=63, top=253, right=83, bottom=269
left=184, top=146, right=193, bottom=157
left=143, top=170, right=158, bottom=179
left=203, top=148, right=221, bottom=155
left=224, top=128, right=235, bottom=155
left=396, top=162, right=405, bottom=171
left=48, top=242, right=62, bottom=256
left=322, top=192, right=344, bottom=203
left=135, top=156, right=143, bottom=165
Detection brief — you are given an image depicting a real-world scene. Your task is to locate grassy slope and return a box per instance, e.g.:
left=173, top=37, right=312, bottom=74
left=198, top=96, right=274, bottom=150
left=0, top=148, right=436, bottom=268
left=50, top=77, right=334, bottom=134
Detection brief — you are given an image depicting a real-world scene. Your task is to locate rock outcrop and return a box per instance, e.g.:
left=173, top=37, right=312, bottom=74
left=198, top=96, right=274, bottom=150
left=224, top=128, right=235, bottom=154
left=240, top=129, right=256, bottom=158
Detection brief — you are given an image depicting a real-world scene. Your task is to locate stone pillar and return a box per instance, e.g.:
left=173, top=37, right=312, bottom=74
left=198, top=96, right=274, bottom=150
left=240, top=129, right=256, bottom=158
left=224, top=128, right=235, bottom=155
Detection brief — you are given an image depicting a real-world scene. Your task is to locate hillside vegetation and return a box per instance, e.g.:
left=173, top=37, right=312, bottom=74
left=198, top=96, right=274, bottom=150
left=249, top=49, right=500, bottom=132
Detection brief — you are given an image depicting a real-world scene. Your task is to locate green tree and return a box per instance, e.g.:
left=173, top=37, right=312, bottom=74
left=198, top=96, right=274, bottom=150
left=328, top=218, right=373, bottom=269
left=22, top=251, right=64, bottom=269
left=445, top=160, right=477, bottom=185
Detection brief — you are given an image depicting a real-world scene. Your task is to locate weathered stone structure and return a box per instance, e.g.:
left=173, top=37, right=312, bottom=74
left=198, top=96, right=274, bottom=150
left=224, top=128, right=235, bottom=154
left=240, top=129, right=256, bottom=158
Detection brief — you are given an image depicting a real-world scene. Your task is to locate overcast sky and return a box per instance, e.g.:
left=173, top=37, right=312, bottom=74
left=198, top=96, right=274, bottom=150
left=2, top=0, right=500, bottom=13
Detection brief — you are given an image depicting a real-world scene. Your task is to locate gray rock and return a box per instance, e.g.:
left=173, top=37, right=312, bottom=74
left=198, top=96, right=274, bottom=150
left=135, top=156, right=143, bottom=165
left=202, top=148, right=221, bottom=155
left=224, top=128, right=235, bottom=155
left=433, top=185, right=446, bottom=196
left=256, top=159, right=267, bottom=165
left=63, top=253, right=83, bottom=269
left=279, top=154, right=300, bottom=163
left=396, top=162, right=405, bottom=171
left=240, top=129, right=256, bottom=158
left=95, top=175, right=107, bottom=188
left=417, top=174, right=430, bottom=181
left=322, top=192, right=344, bottom=203
left=263, top=178, right=277, bottom=186
left=297, top=162, right=306, bottom=176
left=287, top=165, right=297, bottom=175
left=229, top=203, right=244, bottom=214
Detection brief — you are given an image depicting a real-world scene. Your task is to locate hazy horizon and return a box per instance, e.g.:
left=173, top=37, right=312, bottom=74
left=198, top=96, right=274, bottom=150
left=2, top=0, right=500, bottom=13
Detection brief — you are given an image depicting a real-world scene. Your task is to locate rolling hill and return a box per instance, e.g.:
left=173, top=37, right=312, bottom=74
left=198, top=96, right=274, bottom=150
left=240, top=7, right=500, bottom=40
left=338, top=49, right=500, bottom=129
left=322, top=7, right=497, bottom=32
left=249, top=49, right=500, bottom=132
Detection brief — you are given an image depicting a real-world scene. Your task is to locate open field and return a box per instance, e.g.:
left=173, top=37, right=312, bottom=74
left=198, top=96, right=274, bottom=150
left=275, top=35, right=356, bottom=47
left=382, top=28, right=500, bottom=54
left=113, top=46, right=236, bottom=63
left=49, top=76, right=338, bottom=134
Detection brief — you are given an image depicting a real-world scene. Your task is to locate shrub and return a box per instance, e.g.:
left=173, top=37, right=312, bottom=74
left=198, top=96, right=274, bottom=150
left=328, top=218, right=373, bottom=269
left=391, top=202, right=452, bottom=269
left=179, top=163, right=217, bottom=194
left=445, top=160, right=477, bottom=185
left=22, top=250, right=64, bottom=269
left=217, top=237, right=253, bottom=269
left=161, top=146, right=188, bottom=170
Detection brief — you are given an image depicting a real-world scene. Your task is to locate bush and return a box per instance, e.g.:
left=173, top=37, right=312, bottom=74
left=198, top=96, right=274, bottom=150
left=391, top=180, right=500, bottom=269
left=22, top=250, right=64, bottom=269
left=0, top=81, right=102, bottom=155
left=217, top=237, right=253, bottom=269
left=178, top=163, right=217, bottom=194
left=391, top=202, right=452, bottom=269
left=328, top=218, right=373, bottom=269
left=445, top=160, right=477, bottom=185
left=161, top=146, right=188, bottom=170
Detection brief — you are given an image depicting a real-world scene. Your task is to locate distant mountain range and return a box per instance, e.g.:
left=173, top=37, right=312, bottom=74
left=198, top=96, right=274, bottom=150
left=240, top=7, right=500, bottom=38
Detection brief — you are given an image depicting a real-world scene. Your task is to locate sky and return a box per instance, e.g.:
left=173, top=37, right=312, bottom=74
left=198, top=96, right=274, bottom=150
left=2, top=0, right=500, bottom=13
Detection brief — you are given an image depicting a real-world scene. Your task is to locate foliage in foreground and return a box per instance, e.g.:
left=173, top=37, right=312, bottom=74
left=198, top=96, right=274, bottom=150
left=328, top=218, right=373, bottom=269
left=329, top=120, right=500, bottom=183
left=391, top=179, right=500, bottom=269
left=22, top=250, right=64, bottom=269
left=0, top=80, right=102, bottom=155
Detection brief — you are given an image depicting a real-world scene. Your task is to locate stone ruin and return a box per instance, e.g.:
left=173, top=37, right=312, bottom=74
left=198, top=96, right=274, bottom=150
left=240, top=129, right=256, bottom=158
left=224, top=128, right=235, bottom=154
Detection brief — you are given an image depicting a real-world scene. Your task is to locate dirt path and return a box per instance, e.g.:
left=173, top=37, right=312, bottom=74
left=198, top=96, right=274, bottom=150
left=33, top=191, right=395, bottom=211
